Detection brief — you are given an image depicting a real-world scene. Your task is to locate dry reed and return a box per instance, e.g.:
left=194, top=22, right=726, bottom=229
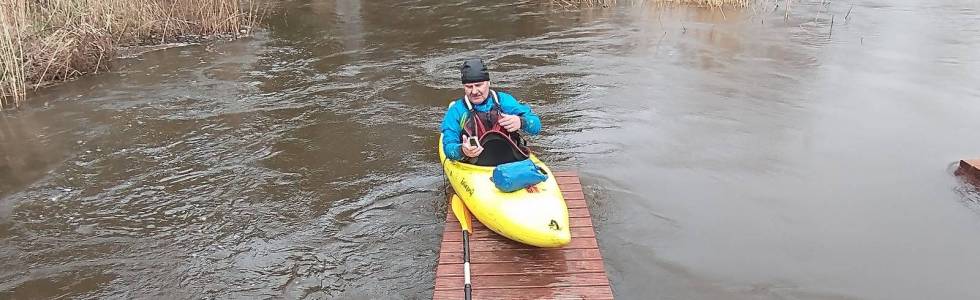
left=1, top=0, right=27, bottom=109
left=0, top=0, right=263, bottom=110
left=551, top=0, right=617, bottom=8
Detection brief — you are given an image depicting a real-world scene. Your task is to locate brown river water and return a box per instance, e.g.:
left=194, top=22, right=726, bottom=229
left=3, top=0, right=980, bottom=299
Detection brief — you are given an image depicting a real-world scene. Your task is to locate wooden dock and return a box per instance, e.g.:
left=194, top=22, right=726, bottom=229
left=434, top=171, right=614, bottom=299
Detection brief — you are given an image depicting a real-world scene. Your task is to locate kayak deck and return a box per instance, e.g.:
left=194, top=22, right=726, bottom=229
left=433, top=171, right=614, bottom=299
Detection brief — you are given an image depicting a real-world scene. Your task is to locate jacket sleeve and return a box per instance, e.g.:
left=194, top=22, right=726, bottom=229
left=497, top=92, right=541, bottom=135
left=441, top=100, right=466, bottom=161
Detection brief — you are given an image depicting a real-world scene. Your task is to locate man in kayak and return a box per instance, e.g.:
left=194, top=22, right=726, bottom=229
left=440, top=58, right=542, bottom=166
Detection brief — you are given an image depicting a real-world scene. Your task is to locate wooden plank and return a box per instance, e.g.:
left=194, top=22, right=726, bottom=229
left=442, top=217, right=595, bottom=229
left=568, top=207, right=590, bottom=218
left=445, top=183, right=579, bottom=196
left=442, top=226, right=595, bottom=242
left=443, top=196, right=586, bottom=210
left=443, top=220, right=594, bottom=235
left=556, top=176, right=581, bottom=185
left=443, top=198, right=586, bottom=221
left=436, top=260, right=607, bottom=277
left=562, top=190, right=585, bottom=200
left=434, top=271, right=610, bottom=290
left=434, top=286, right=614, bottom=300
left=440, top=226, right=596, bottom=241
left=566, top=198, right=587, bottom=209
left=438, top=248, right=604, bottom=264
left=446, top=207, right=590, bottom=222
left=446, top=215, right=593, bottom=226
left=569, top=216, right=594, bottom=228
left=444, top=217, right=594, bottom=235
left=441, top=236, right=598, bottom=252
left=552, top=171, right=577, bottom=177
left=561, top=184, right=583, bottom=193
left=963, top=159, right=980, bottom=170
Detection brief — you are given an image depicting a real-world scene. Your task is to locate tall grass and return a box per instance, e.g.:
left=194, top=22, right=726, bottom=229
left=0, top=0, right=263, bottom=110
left=1, top=0, right=27, bottom=109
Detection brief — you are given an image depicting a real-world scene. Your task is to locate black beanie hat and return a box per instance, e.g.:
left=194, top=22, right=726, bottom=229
left=460, top=58, right=490, bottom=84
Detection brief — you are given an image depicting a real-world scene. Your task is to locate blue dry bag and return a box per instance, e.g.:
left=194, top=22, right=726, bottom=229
left=492, top=159, right=548, bottom=192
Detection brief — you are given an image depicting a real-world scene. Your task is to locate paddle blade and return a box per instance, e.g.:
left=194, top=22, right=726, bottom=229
left=450, top=195, right=472, bottom=233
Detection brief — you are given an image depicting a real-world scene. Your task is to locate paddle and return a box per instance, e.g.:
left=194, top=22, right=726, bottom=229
left=450, top=194, right=473, bottom=300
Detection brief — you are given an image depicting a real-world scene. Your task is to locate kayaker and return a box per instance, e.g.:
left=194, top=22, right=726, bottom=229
left=440, top=58, right=541, bottom=166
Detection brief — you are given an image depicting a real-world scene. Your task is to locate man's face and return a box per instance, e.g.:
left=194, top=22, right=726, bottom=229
left=464, top=81, right=490, bottom=104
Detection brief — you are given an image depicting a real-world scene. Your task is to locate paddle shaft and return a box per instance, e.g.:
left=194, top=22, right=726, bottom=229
left=463, top=229, right=472, bottom=300
left=450, top=194, right=473, bottom=300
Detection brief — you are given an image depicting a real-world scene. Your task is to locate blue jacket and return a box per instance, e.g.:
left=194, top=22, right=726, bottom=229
left=440, top=91, right=541, bottom=161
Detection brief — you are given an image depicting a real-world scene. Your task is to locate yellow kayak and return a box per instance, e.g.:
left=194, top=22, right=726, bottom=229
left=439, top=135, right=571, bottom=248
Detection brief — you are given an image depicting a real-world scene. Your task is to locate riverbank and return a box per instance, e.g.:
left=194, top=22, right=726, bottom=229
left=0, top=0, right=264, bottom=110
left=564, top=0, right=770, bottom=7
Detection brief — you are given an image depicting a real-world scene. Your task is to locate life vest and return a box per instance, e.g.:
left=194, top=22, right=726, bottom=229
left=460, top=90, right=529, bottom=165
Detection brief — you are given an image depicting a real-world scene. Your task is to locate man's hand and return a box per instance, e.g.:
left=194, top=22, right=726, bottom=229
left=498, top=114, right=522, bottom=132
left=461, top=135, right=483, bottom=158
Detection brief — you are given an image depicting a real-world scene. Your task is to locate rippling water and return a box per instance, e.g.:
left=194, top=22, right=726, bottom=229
left=3, top=0, right=980, bottom=299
